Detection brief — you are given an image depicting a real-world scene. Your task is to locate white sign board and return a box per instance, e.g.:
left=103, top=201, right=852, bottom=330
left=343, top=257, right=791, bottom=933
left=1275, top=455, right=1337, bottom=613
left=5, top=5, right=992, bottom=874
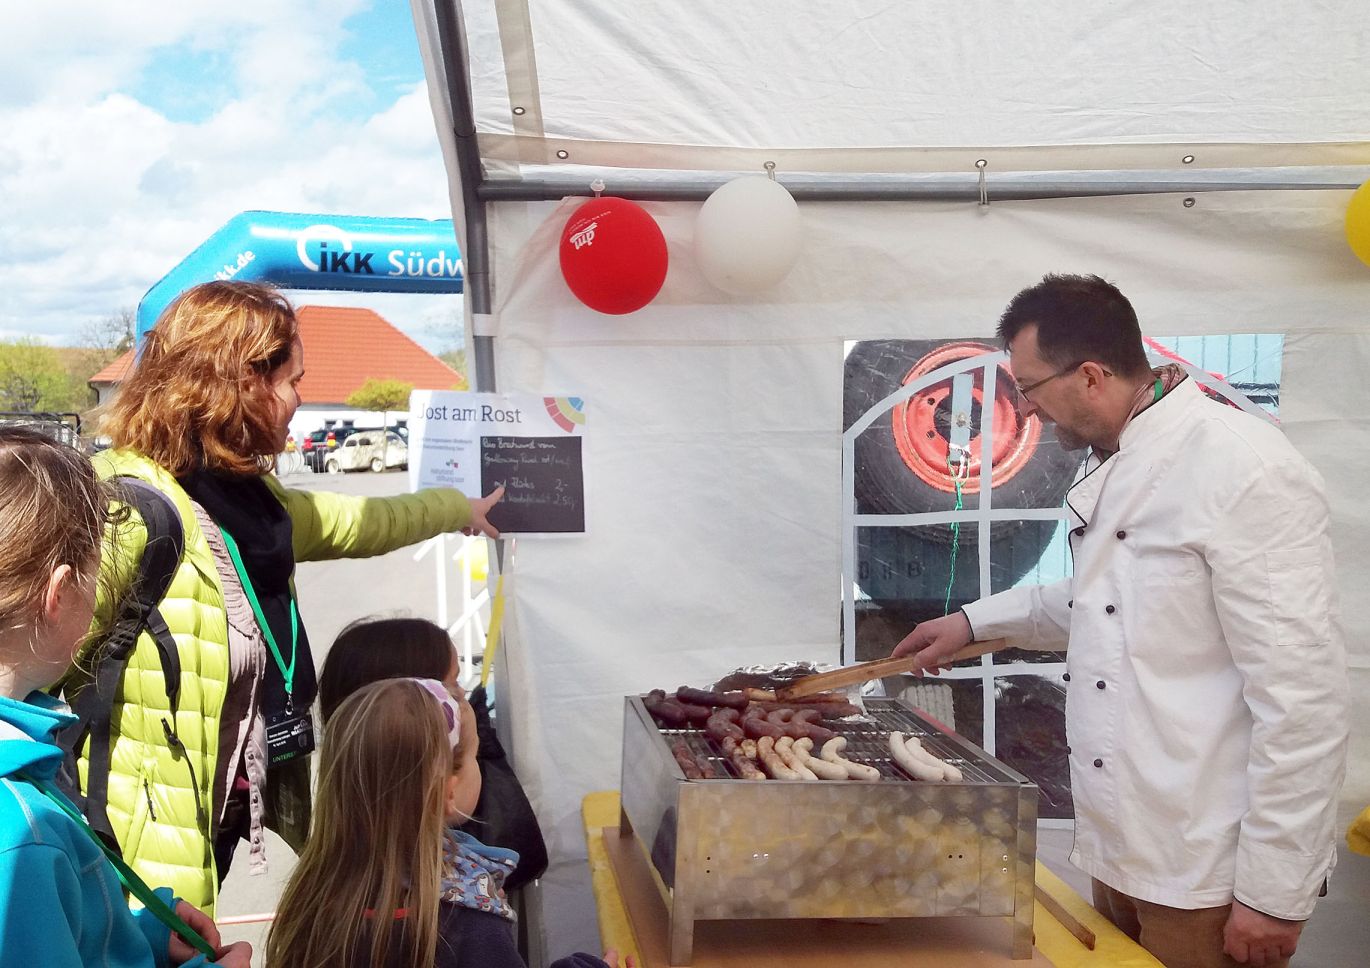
left=408, top=390, right=587, bottom=535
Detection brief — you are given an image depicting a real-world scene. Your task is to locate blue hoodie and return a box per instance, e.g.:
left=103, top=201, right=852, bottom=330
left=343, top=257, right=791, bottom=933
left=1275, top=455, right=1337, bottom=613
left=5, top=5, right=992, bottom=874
left=0, top=692, right=212, bottom=968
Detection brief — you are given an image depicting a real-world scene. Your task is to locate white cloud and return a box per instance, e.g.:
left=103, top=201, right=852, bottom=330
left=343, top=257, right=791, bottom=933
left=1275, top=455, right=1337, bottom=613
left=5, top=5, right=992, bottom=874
left=0, top=2, right=458, bottom=348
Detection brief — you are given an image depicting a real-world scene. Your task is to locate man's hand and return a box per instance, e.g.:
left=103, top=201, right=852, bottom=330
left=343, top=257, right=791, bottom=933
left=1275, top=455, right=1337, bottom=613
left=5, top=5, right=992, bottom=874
left=168, top=902, right=220, bottom=965
left=1223, top=900, right=1303, bottom=966
left=464, top=484, right=506, bottom=539
left=890, top=611, right=974, bottom=674
left=601, top=949, right=637, bottom=968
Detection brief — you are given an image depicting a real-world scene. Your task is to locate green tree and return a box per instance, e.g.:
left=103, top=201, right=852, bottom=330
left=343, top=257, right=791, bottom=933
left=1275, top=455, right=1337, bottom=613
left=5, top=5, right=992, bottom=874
left=346, top=378, right=414, bottom=469
left=0, top=339, right=78, bottom=412
left=437, top=348, right=470, bottom=389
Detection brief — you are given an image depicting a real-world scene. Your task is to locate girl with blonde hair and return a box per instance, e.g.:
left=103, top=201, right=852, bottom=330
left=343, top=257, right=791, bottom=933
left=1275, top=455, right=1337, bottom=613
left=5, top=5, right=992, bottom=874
left=70, top=280, right=504, bottom=913
left=267, top=677, right=624, bottom=968
left=0, top=426, right=249, bottom=966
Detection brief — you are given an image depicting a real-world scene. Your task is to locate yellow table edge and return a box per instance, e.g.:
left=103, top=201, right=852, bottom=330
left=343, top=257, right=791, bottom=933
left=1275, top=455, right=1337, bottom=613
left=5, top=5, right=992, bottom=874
left=582, top=791, right=1162, bottom=968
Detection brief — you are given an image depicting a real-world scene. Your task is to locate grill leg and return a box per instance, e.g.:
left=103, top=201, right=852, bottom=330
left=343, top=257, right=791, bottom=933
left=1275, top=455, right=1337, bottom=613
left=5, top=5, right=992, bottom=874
left=1012, top=784, right=1039, bottom=959
left=668, top=785, right=700, bottom=964
left=668, top=903, right=695, bottom=966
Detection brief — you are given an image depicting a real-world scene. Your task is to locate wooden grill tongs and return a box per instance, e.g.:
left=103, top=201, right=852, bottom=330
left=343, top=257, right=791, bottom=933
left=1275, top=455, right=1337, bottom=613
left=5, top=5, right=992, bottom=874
left=775, top=639, right=1007, bottom=702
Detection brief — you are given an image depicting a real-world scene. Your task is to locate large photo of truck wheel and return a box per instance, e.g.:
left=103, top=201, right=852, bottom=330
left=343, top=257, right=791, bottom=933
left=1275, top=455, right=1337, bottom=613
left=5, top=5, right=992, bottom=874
left=843, top=334, right=1283, bottom=819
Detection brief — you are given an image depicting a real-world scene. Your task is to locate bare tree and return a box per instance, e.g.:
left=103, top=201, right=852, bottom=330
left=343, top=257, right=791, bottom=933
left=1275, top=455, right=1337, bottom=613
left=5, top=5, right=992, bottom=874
left=77, top=308, right=135, bottom=370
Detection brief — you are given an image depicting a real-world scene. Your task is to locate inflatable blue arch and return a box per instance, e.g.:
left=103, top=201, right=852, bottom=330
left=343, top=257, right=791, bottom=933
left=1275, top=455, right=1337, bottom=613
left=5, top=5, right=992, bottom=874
left=137, top=211, right=463, bottom=340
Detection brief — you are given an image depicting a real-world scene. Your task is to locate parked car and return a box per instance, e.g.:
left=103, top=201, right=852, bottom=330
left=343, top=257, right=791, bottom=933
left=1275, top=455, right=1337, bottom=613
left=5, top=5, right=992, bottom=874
left=322, top=430, right=408, bottom=473
left=299, top=426, right=355, bottom=472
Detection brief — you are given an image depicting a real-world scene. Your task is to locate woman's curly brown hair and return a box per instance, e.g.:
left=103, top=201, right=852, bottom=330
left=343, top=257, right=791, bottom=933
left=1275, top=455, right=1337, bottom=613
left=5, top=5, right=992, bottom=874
left=102, top=281, right=298, bottom=476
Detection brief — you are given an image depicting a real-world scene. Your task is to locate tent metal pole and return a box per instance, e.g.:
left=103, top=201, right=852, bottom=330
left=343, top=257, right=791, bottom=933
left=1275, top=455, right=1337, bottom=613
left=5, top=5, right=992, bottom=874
left=434, top=0, right=497, bottom=394
left=478, top=176, right=1362, bottom=204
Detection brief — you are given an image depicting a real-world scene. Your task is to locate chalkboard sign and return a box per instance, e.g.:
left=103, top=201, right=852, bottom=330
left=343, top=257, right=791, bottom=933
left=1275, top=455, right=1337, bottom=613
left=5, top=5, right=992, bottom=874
left=480, top=436, right=585, bottom=533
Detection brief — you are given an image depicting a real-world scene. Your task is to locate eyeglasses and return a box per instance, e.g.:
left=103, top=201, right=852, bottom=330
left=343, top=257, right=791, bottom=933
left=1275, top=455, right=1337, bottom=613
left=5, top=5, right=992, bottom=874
left=1014, top=360, right=1088, bottom=400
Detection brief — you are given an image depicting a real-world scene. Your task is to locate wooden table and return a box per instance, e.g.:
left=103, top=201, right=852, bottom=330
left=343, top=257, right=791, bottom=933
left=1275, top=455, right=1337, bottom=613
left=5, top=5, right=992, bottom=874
left=582, top=792, right=1162, bottom=968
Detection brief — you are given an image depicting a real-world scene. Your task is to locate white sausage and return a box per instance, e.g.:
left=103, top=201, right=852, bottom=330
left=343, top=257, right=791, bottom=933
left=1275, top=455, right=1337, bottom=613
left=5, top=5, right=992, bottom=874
left=757, top=736, right=802, bottom=780
left=889, top=731, right=947, bottom=781
left=817, top=737, right=882, bottom=781
left=790, top=738, right=850, bottom=780
left=903, top=735, right=963, bottom=781
left=774, top=736, right=819, bottom=780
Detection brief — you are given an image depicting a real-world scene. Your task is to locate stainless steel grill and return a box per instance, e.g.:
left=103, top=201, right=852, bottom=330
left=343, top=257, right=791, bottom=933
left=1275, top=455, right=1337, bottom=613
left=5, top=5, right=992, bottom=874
left=620, top=696, right=1038, bottom=964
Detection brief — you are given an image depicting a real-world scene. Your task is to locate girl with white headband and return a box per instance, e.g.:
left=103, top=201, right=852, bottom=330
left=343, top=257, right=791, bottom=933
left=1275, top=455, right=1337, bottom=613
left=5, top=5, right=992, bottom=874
left=267, top=675, right=628, bottom=967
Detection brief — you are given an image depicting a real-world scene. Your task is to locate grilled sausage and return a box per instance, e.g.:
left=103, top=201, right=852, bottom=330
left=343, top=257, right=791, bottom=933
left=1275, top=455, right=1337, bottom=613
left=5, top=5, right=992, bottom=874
left=792, top=737, right=850, bottom=780
left=888, top=731, right=947, bottom=781
left=675, top=686, right=749, bottom=710
left=706, top=708, right=745, bottom=744
left=756, top=736, right=803, bottom=780
left=904, top=735, right=963, bottom=782
left=819, top=736, right=882, bottom=781
left=644, top=689, right=692, bottom=726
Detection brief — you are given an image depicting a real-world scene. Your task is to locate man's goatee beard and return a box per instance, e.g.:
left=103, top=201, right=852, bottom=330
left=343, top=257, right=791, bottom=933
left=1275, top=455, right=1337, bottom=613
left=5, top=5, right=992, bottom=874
left=1053, top=427, right=1089, bottom=452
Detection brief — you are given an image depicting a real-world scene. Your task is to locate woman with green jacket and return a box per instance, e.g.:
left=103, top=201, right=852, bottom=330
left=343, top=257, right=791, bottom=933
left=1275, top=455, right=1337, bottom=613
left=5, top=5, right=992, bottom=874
left=72, top=281, right=502, bottom=914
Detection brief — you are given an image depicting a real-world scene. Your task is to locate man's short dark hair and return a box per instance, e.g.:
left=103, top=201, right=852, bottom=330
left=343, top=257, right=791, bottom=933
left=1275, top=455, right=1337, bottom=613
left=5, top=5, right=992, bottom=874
left=997, top=274, right=1151, bottom=378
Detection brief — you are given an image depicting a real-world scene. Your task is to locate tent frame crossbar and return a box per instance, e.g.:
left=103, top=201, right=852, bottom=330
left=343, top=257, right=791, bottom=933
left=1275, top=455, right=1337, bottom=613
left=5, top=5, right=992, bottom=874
left=477, top=175, right=1361, bottom=203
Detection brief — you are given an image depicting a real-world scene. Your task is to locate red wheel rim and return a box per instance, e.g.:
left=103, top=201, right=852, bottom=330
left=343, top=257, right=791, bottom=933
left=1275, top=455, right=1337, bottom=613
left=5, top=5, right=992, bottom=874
left=889, top=342, right=1041, bottom=495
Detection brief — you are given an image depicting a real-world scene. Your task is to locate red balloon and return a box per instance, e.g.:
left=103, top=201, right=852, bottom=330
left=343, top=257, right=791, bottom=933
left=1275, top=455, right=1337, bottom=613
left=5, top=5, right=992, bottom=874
left=559, top=197, right=668, bottom=314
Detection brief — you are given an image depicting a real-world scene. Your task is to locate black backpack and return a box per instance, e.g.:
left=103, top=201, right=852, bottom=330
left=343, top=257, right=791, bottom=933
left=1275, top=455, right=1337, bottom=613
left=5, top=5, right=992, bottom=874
left=55, top=477, right=189, bottom=851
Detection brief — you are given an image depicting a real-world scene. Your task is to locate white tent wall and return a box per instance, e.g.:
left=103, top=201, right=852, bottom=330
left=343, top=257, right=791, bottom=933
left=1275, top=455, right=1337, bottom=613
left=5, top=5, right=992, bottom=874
left=479, top=189, right=1370, bottom=962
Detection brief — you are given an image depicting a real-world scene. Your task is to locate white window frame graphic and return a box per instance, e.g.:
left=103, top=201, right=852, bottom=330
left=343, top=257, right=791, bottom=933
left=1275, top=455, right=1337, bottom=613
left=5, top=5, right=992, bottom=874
left=841, top=346, right=1275, bottom=789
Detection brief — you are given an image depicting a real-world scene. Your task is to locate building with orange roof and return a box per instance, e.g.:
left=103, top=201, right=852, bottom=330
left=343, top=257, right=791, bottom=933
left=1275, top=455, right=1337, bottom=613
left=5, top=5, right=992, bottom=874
left=90, top=305, right=466, bottom=453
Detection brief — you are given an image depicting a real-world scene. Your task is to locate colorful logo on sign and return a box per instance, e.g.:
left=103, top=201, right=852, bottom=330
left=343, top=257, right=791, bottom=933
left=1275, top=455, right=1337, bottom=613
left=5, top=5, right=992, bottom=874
left=544, top=396, right=586, bottom=433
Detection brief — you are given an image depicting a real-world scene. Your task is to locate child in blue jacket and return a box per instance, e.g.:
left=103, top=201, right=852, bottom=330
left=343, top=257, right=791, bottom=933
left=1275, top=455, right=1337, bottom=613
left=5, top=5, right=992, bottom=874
left=0, top=426, right=250, bottom=968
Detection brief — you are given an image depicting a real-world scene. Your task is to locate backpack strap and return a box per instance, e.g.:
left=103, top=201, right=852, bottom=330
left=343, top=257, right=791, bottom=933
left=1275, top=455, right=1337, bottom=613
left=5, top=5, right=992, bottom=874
left=56, top=476, right=185, bottom=849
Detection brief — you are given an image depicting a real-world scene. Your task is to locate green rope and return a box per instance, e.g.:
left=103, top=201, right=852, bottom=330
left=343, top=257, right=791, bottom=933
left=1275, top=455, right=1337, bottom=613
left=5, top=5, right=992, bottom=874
left=943, top=452, right=966, bottom=615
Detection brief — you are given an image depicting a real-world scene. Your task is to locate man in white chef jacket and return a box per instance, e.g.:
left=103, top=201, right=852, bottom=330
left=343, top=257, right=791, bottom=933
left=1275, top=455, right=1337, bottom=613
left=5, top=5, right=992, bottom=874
left=893, top=274, right=1347, bottom=968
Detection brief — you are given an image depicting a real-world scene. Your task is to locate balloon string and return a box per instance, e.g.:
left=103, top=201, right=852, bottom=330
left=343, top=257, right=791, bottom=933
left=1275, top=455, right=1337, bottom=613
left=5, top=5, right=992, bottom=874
left=943, top=450, right=967, bottom=615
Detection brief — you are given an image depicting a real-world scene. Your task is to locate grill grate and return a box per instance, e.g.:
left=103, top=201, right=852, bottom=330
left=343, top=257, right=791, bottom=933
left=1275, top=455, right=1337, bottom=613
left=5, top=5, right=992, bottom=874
left=654, top=696, right=1017, bottom=783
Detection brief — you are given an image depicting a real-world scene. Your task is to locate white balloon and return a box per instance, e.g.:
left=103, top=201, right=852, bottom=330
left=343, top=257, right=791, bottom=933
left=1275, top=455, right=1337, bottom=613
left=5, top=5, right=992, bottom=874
left=694, top=175, right=802, bottom=294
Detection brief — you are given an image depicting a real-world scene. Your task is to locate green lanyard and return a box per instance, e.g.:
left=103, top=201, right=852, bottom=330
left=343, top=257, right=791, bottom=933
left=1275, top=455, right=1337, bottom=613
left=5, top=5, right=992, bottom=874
left=21, top=774, right=217, bottom=960
left=218, top=527, right=300, bottom=713
left=1153, top=377, right=1164, bottom=403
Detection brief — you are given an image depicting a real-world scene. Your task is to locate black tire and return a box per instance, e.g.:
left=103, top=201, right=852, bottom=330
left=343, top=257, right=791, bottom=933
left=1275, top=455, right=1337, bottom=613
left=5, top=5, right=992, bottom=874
left=844, top=339, right=1083, bottom=606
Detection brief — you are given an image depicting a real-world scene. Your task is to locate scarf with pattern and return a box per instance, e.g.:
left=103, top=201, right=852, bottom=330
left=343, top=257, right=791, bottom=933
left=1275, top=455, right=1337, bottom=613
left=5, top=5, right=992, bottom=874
left=440, top=827, right=520, bottom=922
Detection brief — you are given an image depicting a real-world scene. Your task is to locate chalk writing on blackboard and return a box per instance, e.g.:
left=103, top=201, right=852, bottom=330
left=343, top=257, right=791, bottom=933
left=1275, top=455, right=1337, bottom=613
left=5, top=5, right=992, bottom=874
left=480, top=436, right=584, bottom=533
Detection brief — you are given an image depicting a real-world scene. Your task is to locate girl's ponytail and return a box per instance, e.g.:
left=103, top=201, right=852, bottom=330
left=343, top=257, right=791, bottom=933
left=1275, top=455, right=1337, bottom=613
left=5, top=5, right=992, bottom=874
left=0, top=427, right=110, bottom=635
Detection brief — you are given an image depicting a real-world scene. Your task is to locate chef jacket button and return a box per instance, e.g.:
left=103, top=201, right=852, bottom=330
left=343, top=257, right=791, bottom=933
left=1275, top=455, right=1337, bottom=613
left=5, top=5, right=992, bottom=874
left=1116, top=530, right=1126, bottom=539
left=1105, top=604, right=1116, bottom=614
left=1073, top=526, right=1086, bottom=537
left=1093, top=758, right=1104, bottom=768
left=1067, top=599, right=1073, bottom=609
left=1062, top=672, right=1071, bottom=682
left=1065, top=745, right=1072, bottom=754
left=1096, top=680, right=1106, bottom=690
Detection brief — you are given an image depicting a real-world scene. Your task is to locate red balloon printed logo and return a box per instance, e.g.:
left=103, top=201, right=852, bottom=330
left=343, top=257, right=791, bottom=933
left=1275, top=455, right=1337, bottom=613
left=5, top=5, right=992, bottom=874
left=559, top=197, right=668, bottom=314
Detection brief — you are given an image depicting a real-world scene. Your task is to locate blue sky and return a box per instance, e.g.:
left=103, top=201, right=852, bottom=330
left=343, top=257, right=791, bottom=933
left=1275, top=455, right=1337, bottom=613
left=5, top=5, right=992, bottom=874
left=0, top=0, right=463, bottom=351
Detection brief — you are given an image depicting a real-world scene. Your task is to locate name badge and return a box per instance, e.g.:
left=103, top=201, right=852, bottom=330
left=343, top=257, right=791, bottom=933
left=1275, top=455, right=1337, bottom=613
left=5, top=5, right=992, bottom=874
left=266, top=708, right=315, bottom=765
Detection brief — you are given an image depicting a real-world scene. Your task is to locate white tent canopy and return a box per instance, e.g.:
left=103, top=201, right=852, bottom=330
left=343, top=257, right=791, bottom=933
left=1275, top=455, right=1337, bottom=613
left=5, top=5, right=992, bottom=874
left=410, top=2, right=1370, bottom=963
left=433, top=0, right=1370, bottom=176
